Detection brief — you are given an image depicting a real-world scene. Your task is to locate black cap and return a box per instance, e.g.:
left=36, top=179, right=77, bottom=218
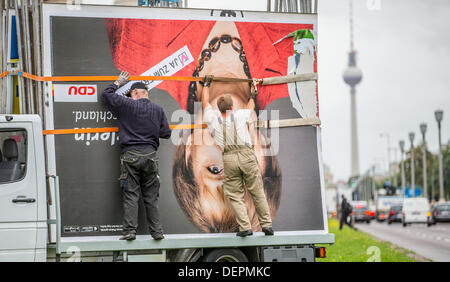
left=126, top=82, right=147, bottom=97
left=130, top=82, right=147, bottom=91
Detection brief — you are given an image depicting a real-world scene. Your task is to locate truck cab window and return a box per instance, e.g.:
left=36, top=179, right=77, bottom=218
left=0, top=129, right=27, bottom=184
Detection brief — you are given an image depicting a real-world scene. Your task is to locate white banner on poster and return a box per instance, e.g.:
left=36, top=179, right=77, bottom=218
left=116, top=45, right=194, bottom=96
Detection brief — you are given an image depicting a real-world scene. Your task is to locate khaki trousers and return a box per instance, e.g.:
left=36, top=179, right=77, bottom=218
left=222, top=147, right=272, bottom=231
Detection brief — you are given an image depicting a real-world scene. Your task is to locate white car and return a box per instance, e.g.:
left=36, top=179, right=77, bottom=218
left=402, top=198, right=431, bottom=227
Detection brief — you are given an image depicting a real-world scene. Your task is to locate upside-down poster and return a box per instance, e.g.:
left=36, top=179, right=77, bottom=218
left=43, top=4, right=327, bottom=237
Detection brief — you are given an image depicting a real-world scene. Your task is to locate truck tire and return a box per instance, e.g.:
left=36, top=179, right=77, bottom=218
left=201, top=248, right=248, bottom=262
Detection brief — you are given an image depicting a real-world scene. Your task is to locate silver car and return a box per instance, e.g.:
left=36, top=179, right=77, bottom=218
left=432, top=202, right=450, bottom=223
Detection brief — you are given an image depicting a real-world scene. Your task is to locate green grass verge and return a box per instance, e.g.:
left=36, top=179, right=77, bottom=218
left=317, top=218, right=421, bottom=262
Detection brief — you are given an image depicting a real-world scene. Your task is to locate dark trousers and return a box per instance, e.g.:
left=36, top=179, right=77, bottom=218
left=119, top=147, right=163, bottom=236
left=339, top=212, right=352, bottom=230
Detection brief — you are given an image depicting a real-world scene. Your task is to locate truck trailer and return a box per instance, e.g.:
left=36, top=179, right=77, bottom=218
left=0, top=3, right=333, bottom=262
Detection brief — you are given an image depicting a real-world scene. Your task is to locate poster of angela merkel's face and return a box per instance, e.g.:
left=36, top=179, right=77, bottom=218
left=45, top=5, right=325, bottom=237
left=105, top=15, right=318, bottom=233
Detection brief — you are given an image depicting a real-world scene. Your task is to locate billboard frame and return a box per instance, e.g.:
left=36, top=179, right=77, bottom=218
left=42, top=3, right=330, bottom=245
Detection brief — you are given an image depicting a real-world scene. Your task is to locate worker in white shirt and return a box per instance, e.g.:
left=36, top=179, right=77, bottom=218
left=201, top=75, right=274, bottom=237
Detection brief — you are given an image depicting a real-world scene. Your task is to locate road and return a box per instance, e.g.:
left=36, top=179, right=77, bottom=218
left=355, top=221, right=450, bottom=262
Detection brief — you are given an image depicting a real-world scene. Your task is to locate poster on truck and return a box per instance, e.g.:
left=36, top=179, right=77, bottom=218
left=42, top=4, right=327, bottom=237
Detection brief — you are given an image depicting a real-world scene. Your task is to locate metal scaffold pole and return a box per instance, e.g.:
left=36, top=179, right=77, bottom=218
left=268, top=0, right=315, bottom=13
left=0, top=0, right=9, bottom=114
left=0, top=0, right=4, bottom=113
left=32, top=0, right=43, bottom=118
left=293, top=0, right=298, bottom=13
left=14, top=0, right=27, bottom=114
left=5, top=0, right=44, bottom=116
left=23, top=0, right=35, bottom=114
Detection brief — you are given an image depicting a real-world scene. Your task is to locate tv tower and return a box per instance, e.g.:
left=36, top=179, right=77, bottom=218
left=343, top=0, right=363, bottom=177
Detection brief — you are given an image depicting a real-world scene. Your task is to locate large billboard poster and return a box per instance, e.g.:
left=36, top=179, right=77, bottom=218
left=42, top=4, right=327, bottom=237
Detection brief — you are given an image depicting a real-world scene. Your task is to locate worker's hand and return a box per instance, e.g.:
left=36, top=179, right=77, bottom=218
left=203, top=75, right=214, bottom=87
left=114, top=71, right=130, bottom=87
left=250, top=79, right=260, bottom=99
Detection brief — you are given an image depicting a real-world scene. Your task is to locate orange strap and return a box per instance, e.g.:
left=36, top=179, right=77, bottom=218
left=15, top=71, right=253, bottom=83
left=42, top=124, right=207, bottom=135
left=0, top=71, right=9, bottom=79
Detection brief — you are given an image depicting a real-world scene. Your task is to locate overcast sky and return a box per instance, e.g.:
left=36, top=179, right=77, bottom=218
left=187, top=0, right=450, bottom=183
left=319, top=0, right=450, bottom=182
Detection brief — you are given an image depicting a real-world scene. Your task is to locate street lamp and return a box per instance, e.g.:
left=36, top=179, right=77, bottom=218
left=409, top=132, right=415, bottom=198
left=399, top=140, right=406, bottom=198
left=435, top=110, right=445, bottom=202
left=420, top=123, right=428, bottom=200
left=372, top=165, right=377, bottom=202
left=380, top=133, right=392, bottom=184
left=392, top=147, right=399, bottom=188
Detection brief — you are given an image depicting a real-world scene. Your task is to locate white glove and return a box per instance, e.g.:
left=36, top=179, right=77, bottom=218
left=114, top=71, right=130, bottom=87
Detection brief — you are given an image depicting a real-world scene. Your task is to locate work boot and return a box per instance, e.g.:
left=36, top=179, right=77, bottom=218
left=262, top=227, right=274, bottom=236
left=236, top=229, right=253, bottom=237
left=119, top=233, right=136, bottom=241
left=152, top=233, right=165, bottom=240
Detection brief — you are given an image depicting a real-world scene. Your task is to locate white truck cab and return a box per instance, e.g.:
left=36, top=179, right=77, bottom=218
left=0, top=115, right=47, bottom=261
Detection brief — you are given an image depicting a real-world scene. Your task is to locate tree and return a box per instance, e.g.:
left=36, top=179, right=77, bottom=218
left=396, top=145, right=450, bottom=201
left=431, top=146, right=450, bottom=201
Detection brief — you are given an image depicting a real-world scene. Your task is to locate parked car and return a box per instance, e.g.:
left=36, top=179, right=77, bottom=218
left=351, top=201, right=371, bottom=223
left=402, top=198, right=431, bottom=227
left=388, top=204, right=403, bottom=224
left=431, top=202, right=450, bottom=223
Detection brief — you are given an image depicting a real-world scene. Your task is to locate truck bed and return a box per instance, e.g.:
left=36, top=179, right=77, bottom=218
left=57, top=232, right=334, bottom=253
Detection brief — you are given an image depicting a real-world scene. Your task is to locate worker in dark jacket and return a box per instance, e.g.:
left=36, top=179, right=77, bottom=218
left=102, top=71, right=172, bottom=241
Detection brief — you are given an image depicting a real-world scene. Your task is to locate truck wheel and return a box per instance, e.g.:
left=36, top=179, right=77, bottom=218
left=202, top=248, right=248, bottom=262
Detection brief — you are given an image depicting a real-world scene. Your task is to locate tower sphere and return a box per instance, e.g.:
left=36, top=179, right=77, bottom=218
left=343, top=66, right=362, bottom=87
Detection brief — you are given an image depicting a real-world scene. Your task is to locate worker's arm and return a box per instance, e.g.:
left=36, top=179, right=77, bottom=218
left=201, top=75, right=214, bottom=111
left=102, top=71, right=130, bottom=114
left=201, top=75, right=215, bottom=126
left=248, top=110, right=258, bottom=149
left=159, top=109, right=172, bottom=139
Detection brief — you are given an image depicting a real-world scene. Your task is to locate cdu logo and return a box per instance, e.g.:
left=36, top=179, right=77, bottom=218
left=53, top=84, right=98, bottom=102
left=178, top=52, right=189, bottom=67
